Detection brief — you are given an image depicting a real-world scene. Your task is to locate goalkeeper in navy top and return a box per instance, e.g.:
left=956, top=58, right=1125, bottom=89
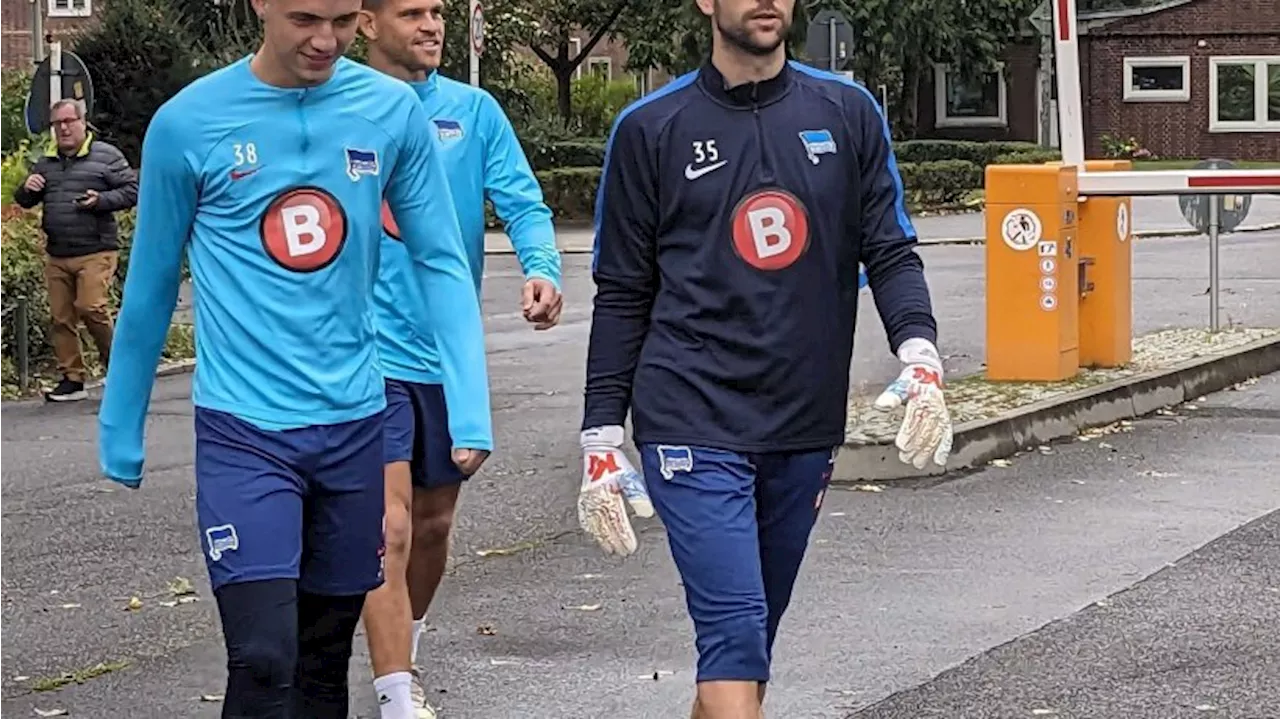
left=96, top=0, right=490, bottom=715
left=575, top=0, right=953, bottom=716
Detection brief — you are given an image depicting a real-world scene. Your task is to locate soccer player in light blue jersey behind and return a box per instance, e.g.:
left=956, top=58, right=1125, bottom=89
left=357, top=0, right=562, bottom=715
left=96, top=0, right=493, bottom=714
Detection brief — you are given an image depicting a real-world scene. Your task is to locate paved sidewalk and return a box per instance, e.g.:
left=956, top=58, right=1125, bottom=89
left=486, top=193, right=1280, bottom=253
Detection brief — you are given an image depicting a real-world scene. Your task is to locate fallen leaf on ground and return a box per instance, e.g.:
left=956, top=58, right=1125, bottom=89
left=168, top=577, right=196, bottom=597
left=124, top=597, right=143, bottom=611
left=199, top=694, right=224, bottom=703
left=852, top=484, right=884, bottom=492
left=34, top=708, right=69, bottom=717
left=989, top=459, right=1012, bottom=468
left=476, top=625, right=497, bottom=636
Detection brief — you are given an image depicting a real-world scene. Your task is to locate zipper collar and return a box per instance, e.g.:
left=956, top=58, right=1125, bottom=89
left=697, top=58, right=792, bottom=109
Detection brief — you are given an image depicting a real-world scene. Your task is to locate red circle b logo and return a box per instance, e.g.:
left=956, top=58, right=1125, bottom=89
left=259, top=187, right=348, bottom=272
left=731, top=189, right=810, bottom=271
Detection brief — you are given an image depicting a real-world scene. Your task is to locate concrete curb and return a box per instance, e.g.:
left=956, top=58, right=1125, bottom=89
left=834, top=335, right=1280, bottom=483
left=80, top=358, right=197, bottom=393
left=483, top=221, right=1280, bottom=254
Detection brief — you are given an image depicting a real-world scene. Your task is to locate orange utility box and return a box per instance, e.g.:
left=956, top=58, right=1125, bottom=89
left=1074, top=159, right=1133, bottom=368
left=984, top=164, right=1080, bottom=382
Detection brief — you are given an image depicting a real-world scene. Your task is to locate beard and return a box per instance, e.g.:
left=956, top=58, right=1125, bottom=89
left=714, top=1, right=789, bottom=57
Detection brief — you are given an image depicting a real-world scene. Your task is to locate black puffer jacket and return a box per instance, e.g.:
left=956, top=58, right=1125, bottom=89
left=12, top=135, right=139, bottom=258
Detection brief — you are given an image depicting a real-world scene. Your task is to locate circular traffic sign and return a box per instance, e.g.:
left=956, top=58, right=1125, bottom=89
left=1177, top=159, right=1252, bottom=234
left=471, top=2, right=485, bottom=56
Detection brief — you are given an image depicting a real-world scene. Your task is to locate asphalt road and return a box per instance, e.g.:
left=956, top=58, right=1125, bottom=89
left=3, top=250, right=1280, bottom=718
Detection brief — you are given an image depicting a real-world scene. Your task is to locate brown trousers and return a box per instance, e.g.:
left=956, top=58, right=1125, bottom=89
left=44, top=250, right=117, bottom=383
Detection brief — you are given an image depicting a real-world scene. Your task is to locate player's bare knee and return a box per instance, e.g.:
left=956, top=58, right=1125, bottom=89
left=383, top=500, right=412, bottom=560
left=413, top=508, right=454, bottom=548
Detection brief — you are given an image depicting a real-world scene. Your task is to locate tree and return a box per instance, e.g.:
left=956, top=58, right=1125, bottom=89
left=70, top=0, right=206, bottom=162
left=523, top=0, right=640, bottom=122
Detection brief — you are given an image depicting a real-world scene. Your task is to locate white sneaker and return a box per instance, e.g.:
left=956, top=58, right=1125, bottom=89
left=410, top=667, right=437, bottom=719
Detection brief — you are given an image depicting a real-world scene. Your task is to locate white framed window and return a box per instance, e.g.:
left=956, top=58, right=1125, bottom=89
left=1209, top=56, right=1280, bottom=132
left=48, top=0, right=91, bottom=17
left=570, top=38, right=583, bottom=80
left=934, top=63, right=1007, bottom=128
left=1122, top=56, right=1190, bottom=102
left=587, top=57, right=611, bottom=81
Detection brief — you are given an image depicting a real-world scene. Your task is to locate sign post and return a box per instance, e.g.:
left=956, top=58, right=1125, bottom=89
left=24, top=47, right=93, bottom=135
left=468, top=0, right=483, bottom=87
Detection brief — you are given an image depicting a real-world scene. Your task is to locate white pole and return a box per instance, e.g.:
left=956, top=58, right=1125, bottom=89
left=49, top=40, right=63, bottom=104
left=1050, top=0, right=1084, bottom=166
left=468, top=0, right=480, bottom=87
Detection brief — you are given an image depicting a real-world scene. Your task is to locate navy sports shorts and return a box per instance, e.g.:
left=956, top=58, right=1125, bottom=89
left=194, top=407, right=387, bottom=596
left=639, top=443, right=835, bottom=683
left=382, top=379, right=465, bottom=489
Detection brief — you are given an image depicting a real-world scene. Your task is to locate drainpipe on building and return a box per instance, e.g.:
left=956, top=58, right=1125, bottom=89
left=30, top=0, right=45, bottom=63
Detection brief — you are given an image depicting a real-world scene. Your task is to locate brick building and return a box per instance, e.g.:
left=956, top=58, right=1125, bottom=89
left=2, top=0, right=91, bottom=68
left=1076, top=0, right=1280, bottom=160
left=915, top=0, right=1279, bottom=160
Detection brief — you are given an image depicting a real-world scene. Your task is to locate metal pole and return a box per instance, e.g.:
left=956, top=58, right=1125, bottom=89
left=16, top=297, right=30, bottom=394
left=1208, top=198, right=1221, bottom=332
left=468, top=0, right=480, bottom=87
left=49, top=40, right=63, bottom=104
left=30, top=0, right=45, bottom=63
left=827, top=18, right=837, bottom=72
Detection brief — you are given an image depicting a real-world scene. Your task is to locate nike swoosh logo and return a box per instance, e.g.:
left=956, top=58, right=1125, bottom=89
left=229, top=168, right=261, bottom=180
left=684, top=160, right=728, bottom=180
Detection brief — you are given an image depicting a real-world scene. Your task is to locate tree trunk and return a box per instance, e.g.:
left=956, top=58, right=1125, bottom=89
left=556, top=68, right=573, bottom=124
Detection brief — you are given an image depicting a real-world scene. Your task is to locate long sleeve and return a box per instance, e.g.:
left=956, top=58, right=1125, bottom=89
left=387, top=101, right=494, bottom=452
left=98, top=107, right=197, bottom=485
left=854, top=87, right=938, bottom=352
left=12, top=160, right=46, bottom=208
left=581, top=113, right=658, bottom=431
left=95, top=144, right=139, bottom=212
left=480, top=94, right=561, bottom=288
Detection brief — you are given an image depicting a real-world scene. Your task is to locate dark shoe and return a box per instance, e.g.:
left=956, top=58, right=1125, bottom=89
left=45, top=378, right=88, bottom=402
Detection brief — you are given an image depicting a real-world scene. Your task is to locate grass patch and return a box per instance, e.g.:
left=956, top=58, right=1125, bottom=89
left=1134, top=159, right=1280, bottom=171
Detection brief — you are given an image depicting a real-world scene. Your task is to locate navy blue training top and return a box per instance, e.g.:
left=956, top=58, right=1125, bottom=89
left=582, top=60, right=938, bottom=454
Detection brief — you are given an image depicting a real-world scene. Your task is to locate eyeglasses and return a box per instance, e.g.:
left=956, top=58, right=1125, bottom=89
left=50, top=117, right=83, bottom=128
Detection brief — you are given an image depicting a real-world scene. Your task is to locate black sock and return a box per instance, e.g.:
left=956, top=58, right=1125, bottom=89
left=215, top=579, right=298, bottom=719
left=292, top=590, right=366, bottom=719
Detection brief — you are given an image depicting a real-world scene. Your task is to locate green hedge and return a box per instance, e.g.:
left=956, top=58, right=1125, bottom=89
left=893, top=140, right=1046, bottom=166
left=536, top=167, right=600, bottom=222
left=526, top=140, right=607, bottom=173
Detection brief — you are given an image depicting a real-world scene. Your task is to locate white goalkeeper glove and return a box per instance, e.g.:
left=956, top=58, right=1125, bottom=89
left=873, top=338, right=954, bottom=469
left=578, top=426, right=655, bottom=556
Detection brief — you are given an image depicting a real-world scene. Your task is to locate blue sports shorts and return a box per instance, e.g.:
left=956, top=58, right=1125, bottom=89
left=640, top=443, right=835, bottom=683
left=382, top=379, right=465, bottom=489
left=194, top=407, right=387, bottom=596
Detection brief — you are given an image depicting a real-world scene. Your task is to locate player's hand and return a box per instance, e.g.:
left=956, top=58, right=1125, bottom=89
left=23, top=174, right=45, bottom=192
left=521, top=278, right=562, bottom=330
left=99, top=423, right=145, bottom=490
left=76, top=189, right=100, bottom=209
left=578, top=425, right=654, bottom=556
left=873, top=338, right=953, bottom=470
left=452, top=447, right=490, bottom=476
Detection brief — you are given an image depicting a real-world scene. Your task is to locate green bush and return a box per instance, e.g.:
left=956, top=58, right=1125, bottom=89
left=993, top=149, right=1063, bottom=165
left=897, top=159, right=982, bottom=205
left=536, top=167, right=600, bottom=222
left=69, top=0, right=207, bottom=163
left=526, top=140, right=606, bottom=172
left=2, top=69, right=34, bottom=157
left=894, top=140, right=1044, bottom=166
